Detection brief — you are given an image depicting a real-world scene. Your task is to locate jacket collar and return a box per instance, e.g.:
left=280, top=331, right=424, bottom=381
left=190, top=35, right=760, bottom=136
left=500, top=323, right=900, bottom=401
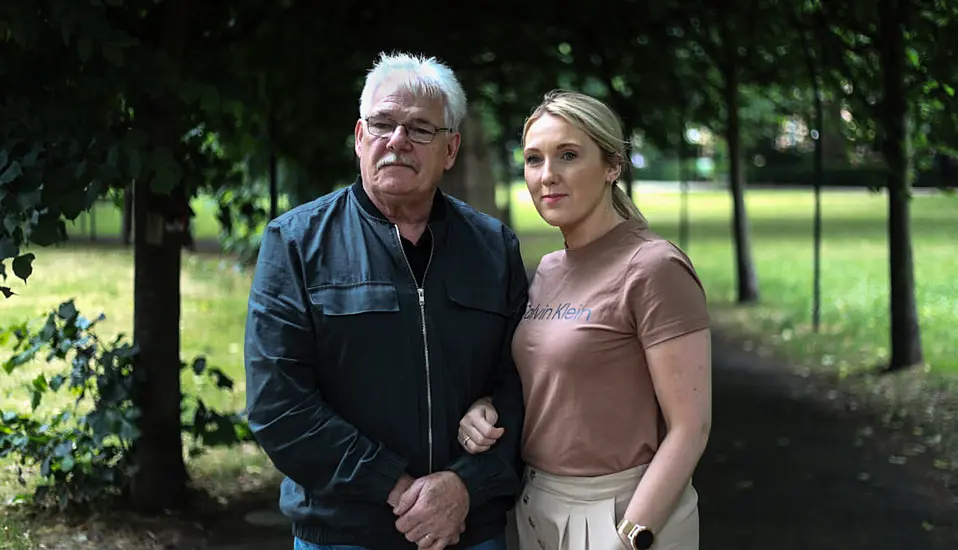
left=350, top=175, right=447, bottom=224
left=349, top=175, right=449, bottom=247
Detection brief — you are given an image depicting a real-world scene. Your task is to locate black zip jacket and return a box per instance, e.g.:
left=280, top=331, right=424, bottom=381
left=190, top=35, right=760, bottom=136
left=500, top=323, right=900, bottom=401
left=244, top=178, right=528, bottom=549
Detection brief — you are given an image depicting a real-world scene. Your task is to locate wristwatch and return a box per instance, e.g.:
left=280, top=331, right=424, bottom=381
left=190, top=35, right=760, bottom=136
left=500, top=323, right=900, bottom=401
left=617, top=518, right=655, bottom=549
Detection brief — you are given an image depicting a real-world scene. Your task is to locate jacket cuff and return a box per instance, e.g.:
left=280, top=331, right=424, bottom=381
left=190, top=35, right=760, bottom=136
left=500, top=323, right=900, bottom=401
left=367, top=447, right=409, bottom=504
left=445, top=454, right=497, bottom=509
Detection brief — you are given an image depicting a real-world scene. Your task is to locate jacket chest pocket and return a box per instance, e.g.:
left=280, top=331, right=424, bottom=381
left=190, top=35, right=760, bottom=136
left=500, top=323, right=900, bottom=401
left=444, top=279, right=510, bottom=379
left=308, top=282, right=401, bottom=365
left=309, top=282, right=400, bottom=316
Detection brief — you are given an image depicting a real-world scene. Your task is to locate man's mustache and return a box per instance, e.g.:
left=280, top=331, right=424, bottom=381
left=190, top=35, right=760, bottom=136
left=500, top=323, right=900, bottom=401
left=376, top=153, right=418, bottom=172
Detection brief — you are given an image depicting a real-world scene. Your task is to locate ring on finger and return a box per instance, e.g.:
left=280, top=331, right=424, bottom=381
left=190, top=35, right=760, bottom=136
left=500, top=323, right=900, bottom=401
left=463, top=435, right=472, bottom=445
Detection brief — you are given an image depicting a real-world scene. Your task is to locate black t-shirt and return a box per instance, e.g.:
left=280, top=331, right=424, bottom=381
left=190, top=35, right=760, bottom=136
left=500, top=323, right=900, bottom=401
left=352, top=179, right=443, bottom=288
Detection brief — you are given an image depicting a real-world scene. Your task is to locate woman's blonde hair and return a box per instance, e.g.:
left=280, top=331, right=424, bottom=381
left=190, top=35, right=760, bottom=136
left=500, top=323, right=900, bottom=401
left=522, top=89, right=644, bottom=221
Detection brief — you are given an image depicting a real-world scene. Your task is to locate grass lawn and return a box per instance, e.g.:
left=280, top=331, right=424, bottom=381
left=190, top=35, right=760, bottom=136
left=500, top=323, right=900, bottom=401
left=0, top=183, right=955, bottom=548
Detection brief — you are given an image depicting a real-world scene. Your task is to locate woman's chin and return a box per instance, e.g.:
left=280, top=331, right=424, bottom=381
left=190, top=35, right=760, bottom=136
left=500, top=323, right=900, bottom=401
left=541, top=215, right=567, bottom=229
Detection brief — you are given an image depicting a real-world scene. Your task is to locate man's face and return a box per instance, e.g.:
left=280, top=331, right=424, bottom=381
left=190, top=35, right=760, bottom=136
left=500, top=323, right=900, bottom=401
left=355, top=83, right=461, bottom=201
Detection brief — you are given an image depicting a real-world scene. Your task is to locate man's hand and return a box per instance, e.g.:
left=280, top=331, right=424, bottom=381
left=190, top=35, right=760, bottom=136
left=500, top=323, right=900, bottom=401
left=394, top=471, right=470, bottom=549
left=387, top=473, right=415, bottom=509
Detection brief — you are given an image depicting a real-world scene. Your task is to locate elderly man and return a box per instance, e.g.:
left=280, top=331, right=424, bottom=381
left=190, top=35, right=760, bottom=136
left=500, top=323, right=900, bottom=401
left=244, top=52, right=527, bottom=550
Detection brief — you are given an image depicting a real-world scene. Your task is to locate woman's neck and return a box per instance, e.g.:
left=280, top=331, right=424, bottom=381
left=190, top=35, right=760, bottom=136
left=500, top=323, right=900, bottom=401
left=561, top=202, right=625, bottom=250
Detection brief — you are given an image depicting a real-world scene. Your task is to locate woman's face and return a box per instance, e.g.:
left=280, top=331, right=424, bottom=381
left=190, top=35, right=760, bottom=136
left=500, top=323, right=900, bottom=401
left=522, top=113, right=620, bottom=230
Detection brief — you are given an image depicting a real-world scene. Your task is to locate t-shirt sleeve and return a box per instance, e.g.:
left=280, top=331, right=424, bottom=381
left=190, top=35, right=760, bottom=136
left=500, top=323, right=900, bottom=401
left=625, top=240, right=710, bottom=348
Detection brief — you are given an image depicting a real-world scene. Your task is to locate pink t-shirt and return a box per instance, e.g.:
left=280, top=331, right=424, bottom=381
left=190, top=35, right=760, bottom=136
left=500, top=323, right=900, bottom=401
left=513, top=219, right=709, bottom=476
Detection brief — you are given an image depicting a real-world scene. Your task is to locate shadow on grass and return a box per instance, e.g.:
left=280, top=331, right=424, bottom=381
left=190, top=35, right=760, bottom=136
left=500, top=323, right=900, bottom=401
left=0, top=444, right=287, bottom=550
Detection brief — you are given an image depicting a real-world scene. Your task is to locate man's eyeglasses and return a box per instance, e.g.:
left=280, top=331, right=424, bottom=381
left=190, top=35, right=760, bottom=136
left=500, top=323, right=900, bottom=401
left=364, top=115, right=452, bottom=144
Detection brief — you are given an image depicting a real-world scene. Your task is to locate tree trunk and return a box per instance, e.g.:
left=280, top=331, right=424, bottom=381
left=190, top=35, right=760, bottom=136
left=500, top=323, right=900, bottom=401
left=811, top=74, right=825, bottom=334
left=497, top=137, right=514, bottom=228
left=723, top=68, right=760, bottom=303
left=268, top=108, right=279, bottom=220
left=678, top=118, right=690, bottom=252
left=879, top=0, right=923, bottom=371
left=800, top=18, right=825, bottom=333
left=442, top=109, right=498, bottom=218
left=128, top=0, right=190, bottom=512
left=122, top=184, right=133, bottom=245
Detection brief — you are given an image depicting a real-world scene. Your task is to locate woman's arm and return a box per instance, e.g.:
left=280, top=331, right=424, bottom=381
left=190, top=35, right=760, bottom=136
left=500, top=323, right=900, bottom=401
left=620, top=327, right=712, bottom=537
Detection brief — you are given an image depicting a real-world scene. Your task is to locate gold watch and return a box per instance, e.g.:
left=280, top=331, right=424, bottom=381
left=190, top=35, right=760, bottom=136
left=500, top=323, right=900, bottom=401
left=617, top=518, right=655, bottom=550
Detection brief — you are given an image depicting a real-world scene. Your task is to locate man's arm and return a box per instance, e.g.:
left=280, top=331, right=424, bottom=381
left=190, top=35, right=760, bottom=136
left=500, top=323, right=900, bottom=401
left=444, top=229, right=528, bottom=509
left=244, top=220, right=408, bottom=503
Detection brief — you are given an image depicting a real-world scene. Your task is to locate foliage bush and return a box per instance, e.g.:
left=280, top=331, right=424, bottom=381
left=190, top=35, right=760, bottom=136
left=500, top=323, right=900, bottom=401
left=0, top=300, right=250, bottom=511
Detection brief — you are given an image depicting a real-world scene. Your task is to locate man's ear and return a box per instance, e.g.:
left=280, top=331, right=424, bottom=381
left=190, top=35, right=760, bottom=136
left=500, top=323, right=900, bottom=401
left=444, top=132, right=462, bottom=171
left=354, top=119, right=365, bottom=157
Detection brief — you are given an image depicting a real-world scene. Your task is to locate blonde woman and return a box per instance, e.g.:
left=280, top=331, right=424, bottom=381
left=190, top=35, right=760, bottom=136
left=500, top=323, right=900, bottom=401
left=457, top=90, right=711, bottom=550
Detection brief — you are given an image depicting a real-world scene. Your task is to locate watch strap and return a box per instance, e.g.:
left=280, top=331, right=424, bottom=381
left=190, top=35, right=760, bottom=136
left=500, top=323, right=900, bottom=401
left=616, top=518, right=653, bottom=549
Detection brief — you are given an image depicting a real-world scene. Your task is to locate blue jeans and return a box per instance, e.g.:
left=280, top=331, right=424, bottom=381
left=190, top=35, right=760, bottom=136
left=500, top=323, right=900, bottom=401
left=294, top=533, right=507, bottom=550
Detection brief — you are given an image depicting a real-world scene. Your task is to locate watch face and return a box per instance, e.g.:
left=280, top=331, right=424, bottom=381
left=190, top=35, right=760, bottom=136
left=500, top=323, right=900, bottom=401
left=634, top=529, right=654, bottom=550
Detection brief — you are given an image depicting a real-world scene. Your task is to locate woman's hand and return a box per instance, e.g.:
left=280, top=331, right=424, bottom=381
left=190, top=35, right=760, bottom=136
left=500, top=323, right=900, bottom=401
left=458, top=397, right=504, bottom=454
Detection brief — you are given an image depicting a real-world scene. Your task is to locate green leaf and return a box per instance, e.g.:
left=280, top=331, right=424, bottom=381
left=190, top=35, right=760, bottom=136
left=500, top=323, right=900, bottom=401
left=0, top=238, right=17, bottom=260
left=59, top=189, right=89, bottom=220
left=191, top=356, right=207, bottom=375
left=60, top=456, right=75, bottom=472
left=107, top=144, right=120, bottom=168
left=12, top=253, right=34, bottom=283
left=0, top=150, right=8, bottom=170
left=22, top=144, right=42, bottom=168
left=29, top=214, right=64, bottom=247
left=208, top=367, right=235, bottom=390
left=4, top=345, right=38, bottom=373
left=78, top=36, right=93, bottom=62
left=0, top=286, right=13, bottom=299
left=3, top=214, right=19, bottom=234
left=906, top=48, right=920, bottom=68
left=57, top=301, right=78, bottom=321
left=17, top=188, right=41, bottom=210
left=0, top=161, right=22, bottom=184
left=49, top=374, right=65, bottom=392
left=53, top=441, right=72, bottom=457
left=117, top=417, right=140, bottom=442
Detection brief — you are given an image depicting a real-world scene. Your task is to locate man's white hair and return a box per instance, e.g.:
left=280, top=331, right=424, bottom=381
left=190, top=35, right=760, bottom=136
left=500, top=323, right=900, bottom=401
left=359, top=52, right=468, bottom=132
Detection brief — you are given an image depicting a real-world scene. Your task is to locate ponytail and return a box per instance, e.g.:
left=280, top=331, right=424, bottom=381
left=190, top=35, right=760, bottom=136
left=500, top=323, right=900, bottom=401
left=611, top=183, right=647, bottom=226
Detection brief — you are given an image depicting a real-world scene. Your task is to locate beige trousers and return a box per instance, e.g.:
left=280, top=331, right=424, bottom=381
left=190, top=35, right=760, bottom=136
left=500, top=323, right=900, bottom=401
left=512, top=464, right=699, bottom=550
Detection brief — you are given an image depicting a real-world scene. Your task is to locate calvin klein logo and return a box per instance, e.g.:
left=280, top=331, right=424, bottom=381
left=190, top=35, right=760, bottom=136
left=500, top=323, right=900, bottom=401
left=523, top=302, right=593, bottom=322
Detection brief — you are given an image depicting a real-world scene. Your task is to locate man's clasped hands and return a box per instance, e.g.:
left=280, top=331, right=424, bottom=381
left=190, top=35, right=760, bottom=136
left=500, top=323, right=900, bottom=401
left=386, top=471, right=470, bottom=550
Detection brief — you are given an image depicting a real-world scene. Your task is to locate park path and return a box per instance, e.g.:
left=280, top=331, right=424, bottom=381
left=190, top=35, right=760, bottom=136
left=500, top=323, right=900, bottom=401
left=202, top=333, right=958, bottom=550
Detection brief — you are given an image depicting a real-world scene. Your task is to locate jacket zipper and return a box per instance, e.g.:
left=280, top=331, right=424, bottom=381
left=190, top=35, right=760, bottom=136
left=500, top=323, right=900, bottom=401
left=394, top=225, right=435, bottom=473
